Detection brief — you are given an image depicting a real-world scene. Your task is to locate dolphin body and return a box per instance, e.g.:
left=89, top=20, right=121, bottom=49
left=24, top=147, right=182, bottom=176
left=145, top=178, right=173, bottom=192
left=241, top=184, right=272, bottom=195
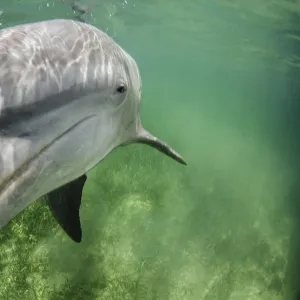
left=0, top=19, right=186, bottom=242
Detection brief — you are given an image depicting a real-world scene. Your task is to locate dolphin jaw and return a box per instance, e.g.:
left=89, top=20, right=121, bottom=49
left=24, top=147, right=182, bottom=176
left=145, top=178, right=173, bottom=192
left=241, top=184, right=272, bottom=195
left=125, top=127, right=187, bottom=165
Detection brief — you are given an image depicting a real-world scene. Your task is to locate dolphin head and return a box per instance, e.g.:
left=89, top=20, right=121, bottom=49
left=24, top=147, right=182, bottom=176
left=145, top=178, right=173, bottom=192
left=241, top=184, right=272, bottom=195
left=0, top=19, right=185, bottom=240
left=30, top=21, right=187, bottom=170
left=101, top=48, right=186, bottom=165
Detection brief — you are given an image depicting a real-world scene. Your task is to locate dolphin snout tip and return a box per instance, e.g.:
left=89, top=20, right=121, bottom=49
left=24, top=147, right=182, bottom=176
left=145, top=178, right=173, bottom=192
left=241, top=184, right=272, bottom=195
left=177, top=155, right=187, bottom=165
left=135, top=128, right=187, bottom=166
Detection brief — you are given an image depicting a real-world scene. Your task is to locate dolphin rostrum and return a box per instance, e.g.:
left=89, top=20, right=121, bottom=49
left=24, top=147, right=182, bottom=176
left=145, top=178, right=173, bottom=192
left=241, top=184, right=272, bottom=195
left=0, top=19, right=186, bottom=242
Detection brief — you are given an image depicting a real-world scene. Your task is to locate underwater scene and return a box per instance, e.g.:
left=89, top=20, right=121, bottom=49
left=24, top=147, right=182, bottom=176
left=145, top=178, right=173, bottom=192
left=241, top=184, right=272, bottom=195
left=1, top=0, right=300, bottom=299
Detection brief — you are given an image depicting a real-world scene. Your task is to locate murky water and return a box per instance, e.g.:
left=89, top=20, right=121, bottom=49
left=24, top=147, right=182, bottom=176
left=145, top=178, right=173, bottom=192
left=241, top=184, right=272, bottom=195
left=1, top=0, right=300, bottom=299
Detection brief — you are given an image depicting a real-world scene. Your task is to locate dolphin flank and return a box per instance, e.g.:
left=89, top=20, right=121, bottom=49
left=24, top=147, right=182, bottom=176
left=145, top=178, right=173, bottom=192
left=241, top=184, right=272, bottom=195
left=0, top=19, right=186, bottom=243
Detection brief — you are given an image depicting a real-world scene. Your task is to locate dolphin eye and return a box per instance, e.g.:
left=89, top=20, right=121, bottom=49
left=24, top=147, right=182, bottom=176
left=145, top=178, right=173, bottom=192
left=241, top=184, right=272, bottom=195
left=116, top=84, right=127, bottom=94
left=110, top=83, right=127, bottom=106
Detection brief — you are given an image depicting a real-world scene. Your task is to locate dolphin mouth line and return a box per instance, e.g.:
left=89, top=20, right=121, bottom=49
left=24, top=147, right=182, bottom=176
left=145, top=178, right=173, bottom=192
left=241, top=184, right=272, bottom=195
left=0, top=115, right=96, bottom=195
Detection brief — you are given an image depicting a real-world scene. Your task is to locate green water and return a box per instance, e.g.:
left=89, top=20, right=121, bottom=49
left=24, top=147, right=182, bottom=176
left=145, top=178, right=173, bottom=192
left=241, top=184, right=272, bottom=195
left=1, top=0, right=300, bottom=299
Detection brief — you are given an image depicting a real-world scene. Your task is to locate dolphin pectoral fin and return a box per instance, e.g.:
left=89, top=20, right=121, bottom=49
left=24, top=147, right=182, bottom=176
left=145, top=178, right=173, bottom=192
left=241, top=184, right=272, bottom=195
left=46, top=174, right=87, bottom=243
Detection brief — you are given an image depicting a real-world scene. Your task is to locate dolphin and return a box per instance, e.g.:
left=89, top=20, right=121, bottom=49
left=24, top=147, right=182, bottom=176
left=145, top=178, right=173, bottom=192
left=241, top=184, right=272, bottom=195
left=0, top=19, right=186, bottom=243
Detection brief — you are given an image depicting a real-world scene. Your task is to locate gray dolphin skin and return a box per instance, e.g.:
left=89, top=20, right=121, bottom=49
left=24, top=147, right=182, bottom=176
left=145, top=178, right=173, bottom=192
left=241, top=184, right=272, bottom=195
left=0, top=19, right=186, bottom=242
